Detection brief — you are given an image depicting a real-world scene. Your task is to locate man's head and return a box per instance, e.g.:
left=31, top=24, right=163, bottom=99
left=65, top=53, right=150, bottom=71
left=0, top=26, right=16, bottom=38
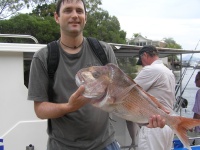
left=195, top=71, right=200, bottom=87
left=137, top=45, right=159, bottom=66
left=54, top=0, right=87, bottom=36
left=56, top=0, right=87, bottom=16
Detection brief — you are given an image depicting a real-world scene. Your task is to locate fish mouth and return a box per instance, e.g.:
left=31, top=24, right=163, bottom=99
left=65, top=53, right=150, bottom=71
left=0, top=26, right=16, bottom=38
left=91, top=88, right=107, bottom=104
left=75, top=73, right=84, bottom=87
left=75, top=73, right=107, bottom=100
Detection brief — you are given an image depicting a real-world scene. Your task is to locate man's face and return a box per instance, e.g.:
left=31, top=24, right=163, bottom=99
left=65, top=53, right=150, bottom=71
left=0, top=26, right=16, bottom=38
left=55, top=0, right=87, bottom=35
left=195, top=75, right=200, bottom=88
left=140, top=52, right=148, bottom=66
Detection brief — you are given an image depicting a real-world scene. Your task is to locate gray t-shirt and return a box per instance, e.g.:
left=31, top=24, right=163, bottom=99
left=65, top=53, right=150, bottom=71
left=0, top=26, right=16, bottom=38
left=28, top=38, right=118, bottom=150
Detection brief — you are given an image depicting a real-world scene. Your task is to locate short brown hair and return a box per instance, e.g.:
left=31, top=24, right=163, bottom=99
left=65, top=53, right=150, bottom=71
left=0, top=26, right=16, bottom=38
left=56, top=0, right=87, bottom=16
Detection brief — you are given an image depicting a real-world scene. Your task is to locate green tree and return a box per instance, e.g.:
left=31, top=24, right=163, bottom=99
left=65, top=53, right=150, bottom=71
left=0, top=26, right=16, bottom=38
left=163, top=37, right=182, bottom=63
left=0, top=0, right=56, bottom=20
left=117, top=57, right=138, bottom=79
left=82, top=0, right=126, bottom=43
left=31, top=3, right=56, bottom=17
left=0, top=14, right=60, bottom=43
left=163, top=37, right=182, bottom=49
left=84, top=10, right=126, bottom=43
left=0, top=0, right=126, bottom=44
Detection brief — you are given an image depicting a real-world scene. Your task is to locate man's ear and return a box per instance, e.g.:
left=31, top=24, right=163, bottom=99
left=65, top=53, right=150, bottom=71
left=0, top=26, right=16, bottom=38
left=54, top=12, right=59, bottom=24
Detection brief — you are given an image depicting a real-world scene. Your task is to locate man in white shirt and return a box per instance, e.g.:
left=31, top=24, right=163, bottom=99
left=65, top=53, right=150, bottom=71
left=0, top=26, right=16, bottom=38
left=134, top=45, right=176, bottom=150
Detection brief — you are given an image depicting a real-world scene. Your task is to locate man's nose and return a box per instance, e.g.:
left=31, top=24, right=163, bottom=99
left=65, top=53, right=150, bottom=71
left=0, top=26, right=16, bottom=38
left=71, top=10, right=78, bottom=18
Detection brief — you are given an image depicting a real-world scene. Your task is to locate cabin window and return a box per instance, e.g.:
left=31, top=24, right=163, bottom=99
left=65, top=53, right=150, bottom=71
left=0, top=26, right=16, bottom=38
left=23, top=52, right=34, bottom=88
left=134, top=42, right=147, bottom=46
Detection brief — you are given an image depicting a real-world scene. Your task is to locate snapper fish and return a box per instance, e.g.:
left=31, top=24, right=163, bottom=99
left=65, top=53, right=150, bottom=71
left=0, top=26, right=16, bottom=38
left=75, top=63, right=200, bottom=150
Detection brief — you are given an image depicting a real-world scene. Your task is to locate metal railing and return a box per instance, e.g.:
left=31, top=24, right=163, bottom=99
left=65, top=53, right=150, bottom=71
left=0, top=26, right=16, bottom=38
left=0, top=34, right=39, bottom=44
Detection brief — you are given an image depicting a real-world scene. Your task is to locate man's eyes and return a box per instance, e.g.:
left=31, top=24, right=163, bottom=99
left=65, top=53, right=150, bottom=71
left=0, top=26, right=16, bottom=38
left=63, top=8, right=84, bottom=14
left=63, top=9, right=72, bottom=13
left=76, top=9, right=84, bottom=14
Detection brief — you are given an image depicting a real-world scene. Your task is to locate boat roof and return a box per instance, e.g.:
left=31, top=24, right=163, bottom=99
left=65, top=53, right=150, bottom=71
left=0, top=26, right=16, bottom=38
left=0, top=42, right=200, bottom=59
left=1, top=34, right=199, bottom=58
left=109, top=43, right=200, bottom=58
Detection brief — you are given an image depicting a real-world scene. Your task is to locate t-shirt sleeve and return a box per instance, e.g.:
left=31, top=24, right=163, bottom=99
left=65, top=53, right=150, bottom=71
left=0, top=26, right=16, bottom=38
left=192, top=90, right=200, bottom=115
left=28, top=52, right=49, bottom=102
left=100, top=41, right=118, bottom=65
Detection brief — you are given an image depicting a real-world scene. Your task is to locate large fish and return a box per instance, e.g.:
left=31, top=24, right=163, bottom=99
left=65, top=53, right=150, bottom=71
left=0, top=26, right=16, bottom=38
left=75, top=63, right=200, bottom=150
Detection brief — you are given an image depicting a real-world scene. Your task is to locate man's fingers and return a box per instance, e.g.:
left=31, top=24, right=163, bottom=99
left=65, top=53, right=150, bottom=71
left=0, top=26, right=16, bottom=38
left=156, top=115, right=165, bottom=128
left=153, top=115, right=158, bottom=127
left=147, top=115, right=166, bottom=128
left=163, top=108, right=170, bottom=114
left=71, top=85, right=85, bottom=99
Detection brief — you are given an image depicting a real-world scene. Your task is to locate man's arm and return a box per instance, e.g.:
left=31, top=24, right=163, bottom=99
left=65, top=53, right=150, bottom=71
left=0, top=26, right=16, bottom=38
left=126, top=115, right=166, bottom=146
left=34, top=86, right=90, bottom=119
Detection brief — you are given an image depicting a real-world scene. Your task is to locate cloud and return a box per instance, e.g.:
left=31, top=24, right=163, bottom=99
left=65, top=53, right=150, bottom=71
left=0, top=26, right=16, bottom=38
left=101, top=0, right=200, bottom=50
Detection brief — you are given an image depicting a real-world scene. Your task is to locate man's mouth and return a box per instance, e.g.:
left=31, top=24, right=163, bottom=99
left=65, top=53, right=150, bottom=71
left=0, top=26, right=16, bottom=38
left=69, top=22, right=80, bottom=25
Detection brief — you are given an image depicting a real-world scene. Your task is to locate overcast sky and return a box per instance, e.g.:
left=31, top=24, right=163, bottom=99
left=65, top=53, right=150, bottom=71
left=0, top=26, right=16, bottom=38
left=101, top=0, right=200, bottom=50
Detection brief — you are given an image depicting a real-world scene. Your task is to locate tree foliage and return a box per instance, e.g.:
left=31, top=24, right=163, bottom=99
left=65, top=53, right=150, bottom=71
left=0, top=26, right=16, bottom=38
left=163, top=37, right=182, bottom=62
left=0, top=14, right=60, bottom=43
left=31, top=3, right=56, bottom=17
left=84, top=10, right=126, bottom=43
left=83, top=0, right=126, bottom=43
left=117, top=57, right=138, bottom=79
left=0, top=0, right=126, bottom=44
left=163, top=37, right=182, bottom=49
left=0, top=0, right=56, bottom=20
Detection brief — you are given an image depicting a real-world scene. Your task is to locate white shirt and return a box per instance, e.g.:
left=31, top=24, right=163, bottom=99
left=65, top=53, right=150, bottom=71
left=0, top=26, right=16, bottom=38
left=134, top=59, right=176, bottom=112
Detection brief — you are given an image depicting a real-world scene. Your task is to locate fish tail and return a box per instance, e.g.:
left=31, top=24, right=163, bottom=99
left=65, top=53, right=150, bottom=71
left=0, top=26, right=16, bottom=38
left=170, top=116, right=200, bottom=150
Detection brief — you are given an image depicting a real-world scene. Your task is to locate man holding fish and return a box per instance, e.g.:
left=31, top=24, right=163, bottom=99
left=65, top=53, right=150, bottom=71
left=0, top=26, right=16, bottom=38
left=28, top=0, right=167, bottom=149
left=134, top=45, right=176, bottom=150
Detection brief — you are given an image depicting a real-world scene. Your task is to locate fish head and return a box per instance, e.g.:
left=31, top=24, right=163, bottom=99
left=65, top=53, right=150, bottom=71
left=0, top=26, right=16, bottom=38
left=75, top=63, right=134, bottom=108
left=75, top=64, right=113, bottom=99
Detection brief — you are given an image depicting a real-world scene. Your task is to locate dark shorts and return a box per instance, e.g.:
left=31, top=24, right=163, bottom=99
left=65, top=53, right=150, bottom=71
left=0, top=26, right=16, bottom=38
left=103, top=141, right=120, bottom=150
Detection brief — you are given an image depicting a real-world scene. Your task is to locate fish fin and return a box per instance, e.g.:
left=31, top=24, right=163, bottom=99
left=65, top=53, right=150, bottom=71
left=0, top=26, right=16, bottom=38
left=111, top=84, right=137, bottom=103
left=147, top=93, right=170, bottom=113
left=138, top=87, right=170, bottom=113
left=171, top=116, right=200, bottom=150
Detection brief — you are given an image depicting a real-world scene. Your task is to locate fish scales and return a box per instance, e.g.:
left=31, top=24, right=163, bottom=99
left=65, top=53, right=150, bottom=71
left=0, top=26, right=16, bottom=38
left=75, top=63, right=200, bottom=150
left=117, top=88, right=168, bottom=123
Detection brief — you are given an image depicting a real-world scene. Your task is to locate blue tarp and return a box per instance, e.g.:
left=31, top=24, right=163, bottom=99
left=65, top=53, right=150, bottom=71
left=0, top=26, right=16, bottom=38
left=0, top=138, right=3, bottom=150
left=173, top=146, right=200, bottom=150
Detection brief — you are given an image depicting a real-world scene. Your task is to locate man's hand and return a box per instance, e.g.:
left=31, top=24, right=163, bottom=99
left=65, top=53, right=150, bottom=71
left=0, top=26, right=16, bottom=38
left=67, top=85, right=91, bottom=112
left=146, top=115, right=166, bottom=128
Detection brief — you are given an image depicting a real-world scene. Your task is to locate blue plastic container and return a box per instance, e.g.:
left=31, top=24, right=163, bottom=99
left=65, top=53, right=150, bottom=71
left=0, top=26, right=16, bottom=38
left=173, top=139, right=183, bottom=148
left=0, top=139, right=4, bottom=150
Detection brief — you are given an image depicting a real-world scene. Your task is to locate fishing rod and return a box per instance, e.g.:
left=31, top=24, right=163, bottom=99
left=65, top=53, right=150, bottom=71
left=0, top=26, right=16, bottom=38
left=174, top=69, right=197, bottom=112
left=175, top=40, right=200, bottom=96
left=174, top=40, right=200, bottom=112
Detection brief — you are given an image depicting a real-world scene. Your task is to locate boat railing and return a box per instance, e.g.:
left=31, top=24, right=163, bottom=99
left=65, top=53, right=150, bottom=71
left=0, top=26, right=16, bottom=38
left=0, top=34, right=39, bottom=44
left=0, top=120, right=47, bottom=138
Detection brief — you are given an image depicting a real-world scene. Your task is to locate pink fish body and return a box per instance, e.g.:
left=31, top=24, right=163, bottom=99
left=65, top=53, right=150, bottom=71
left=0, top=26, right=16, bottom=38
left=75, top=63, right=200, bottom=150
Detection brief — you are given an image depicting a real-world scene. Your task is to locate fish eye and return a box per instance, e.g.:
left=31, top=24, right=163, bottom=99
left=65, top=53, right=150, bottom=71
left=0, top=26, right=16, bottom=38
left=92, top=71, right=100, bottom=78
